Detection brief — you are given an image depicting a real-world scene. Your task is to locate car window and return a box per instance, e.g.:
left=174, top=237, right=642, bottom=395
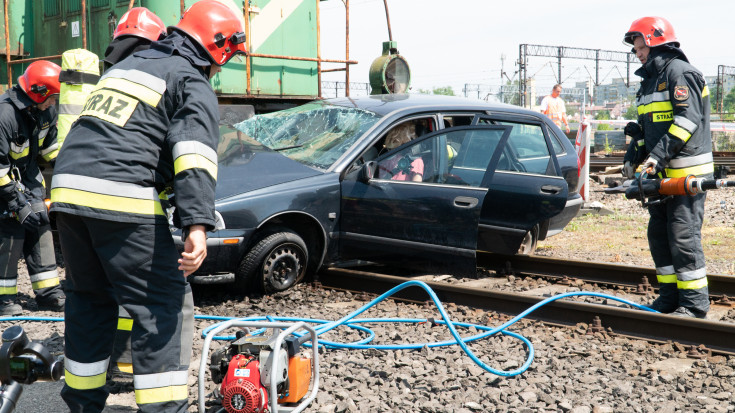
left=441, top=115, right=473, bottom=129
left=375, top=128, right=505, bottom=187
left=494, top=122, right=552, bottom=175
left=232, top=101, right=382, bottom=170
left=547, top=127, right=566, bottom=155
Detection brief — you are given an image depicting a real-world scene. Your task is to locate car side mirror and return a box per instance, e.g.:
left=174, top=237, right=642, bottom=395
left=358, top=161, right=377, bottom=183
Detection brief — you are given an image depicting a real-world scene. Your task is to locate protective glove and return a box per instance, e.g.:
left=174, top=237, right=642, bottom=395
left=7, top=197, right=42, bottom=231
left=30, top=202, right=50, bottom=226
left=641, top=156, right=659, bottom=175
left=624, top=122, right=642, bottom=139
left=622, top=161, right=636, bottom=179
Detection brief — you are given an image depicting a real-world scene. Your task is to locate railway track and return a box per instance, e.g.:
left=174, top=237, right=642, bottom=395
left=315, top=263, right=735, bottom=356
left=589, top=154, right=735, bottom=173
left=478, top=252, right=735, bottom=305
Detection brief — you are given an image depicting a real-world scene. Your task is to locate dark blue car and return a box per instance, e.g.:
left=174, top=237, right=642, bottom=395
left=177, top=94, right=582, bottom=293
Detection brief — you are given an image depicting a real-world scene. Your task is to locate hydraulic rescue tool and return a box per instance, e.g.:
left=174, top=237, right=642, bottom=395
left=602, top=174, right=735, bottom=206
left=0, top=326, right=63, bottom=413
left=198, top=320, right=319, bottom=413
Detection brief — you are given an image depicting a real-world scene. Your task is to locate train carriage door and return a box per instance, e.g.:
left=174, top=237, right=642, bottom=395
left=473, top=114, right=569, bottom=254
left=340, top=122, right=512, bottom=276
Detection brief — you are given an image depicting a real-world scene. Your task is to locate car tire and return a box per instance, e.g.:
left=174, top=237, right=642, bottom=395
left=236, top=230, right=308, bottom=294
left=518, top=224, right=538, bottom=255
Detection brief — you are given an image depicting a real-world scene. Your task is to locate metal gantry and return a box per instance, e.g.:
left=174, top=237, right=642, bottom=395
left=715, top=65, right=735, bottom=114
left=518, top=44, right=636, bottom=108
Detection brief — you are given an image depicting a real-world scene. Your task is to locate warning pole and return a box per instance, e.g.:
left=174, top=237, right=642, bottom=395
left=574, top=120, right=591, bottom=201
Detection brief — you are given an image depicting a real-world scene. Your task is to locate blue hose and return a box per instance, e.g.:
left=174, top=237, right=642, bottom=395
left=0, top=280, right=657, bottom=377
left=198, top=280, right=657, bottom=377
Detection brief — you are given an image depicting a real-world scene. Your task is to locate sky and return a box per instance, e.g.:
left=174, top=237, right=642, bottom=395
left=318, top=0, right=735, bottom=97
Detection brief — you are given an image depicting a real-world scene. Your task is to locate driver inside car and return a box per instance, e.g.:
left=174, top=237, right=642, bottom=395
left=377, top=122, right=424, bottom=182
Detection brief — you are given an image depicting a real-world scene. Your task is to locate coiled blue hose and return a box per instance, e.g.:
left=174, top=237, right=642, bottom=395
left=0, top=280, right=657, bottom=377
left=199, top=280, right=657, bottom=377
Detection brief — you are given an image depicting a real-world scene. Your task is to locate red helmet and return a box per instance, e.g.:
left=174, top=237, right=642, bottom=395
left=17, top=60, right=61, bottom=104
left=624, top=16, right=679, bottom=47
left=114, top=7, right=166, bottom=41
left=172, top=0, right=247, bottom=66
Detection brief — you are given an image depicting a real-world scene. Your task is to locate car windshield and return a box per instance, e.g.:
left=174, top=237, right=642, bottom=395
left=232, top=101, right=382, bottom=170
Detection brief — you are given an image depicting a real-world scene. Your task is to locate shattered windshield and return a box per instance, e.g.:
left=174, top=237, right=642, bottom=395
left=232, top=101, right=382, bottom=170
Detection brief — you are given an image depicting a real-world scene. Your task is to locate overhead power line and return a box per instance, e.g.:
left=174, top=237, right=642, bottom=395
left=517, top=44, right=636, bottom=108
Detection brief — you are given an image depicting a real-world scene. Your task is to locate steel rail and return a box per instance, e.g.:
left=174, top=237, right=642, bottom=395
left=589, top=155, right=735, bottom=172
left=317, top=267, right=735, bottom=355
left=477, top=252, right=735, bottom=300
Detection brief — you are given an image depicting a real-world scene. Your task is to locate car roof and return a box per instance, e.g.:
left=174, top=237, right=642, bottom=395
left=323, top=93, right=540, bottom=118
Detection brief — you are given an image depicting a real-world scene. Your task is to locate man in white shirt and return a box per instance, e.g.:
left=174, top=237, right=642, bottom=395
left=540, top=84, right=570, bottom=133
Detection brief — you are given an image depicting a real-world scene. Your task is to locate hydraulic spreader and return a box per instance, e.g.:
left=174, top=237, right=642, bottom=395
left=603, top=174, right=735, bottom=206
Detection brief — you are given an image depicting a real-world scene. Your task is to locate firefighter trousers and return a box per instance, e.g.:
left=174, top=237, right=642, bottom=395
left=648, top=191, right=709, bottom=315
left=0, top=218, right=61, bottom=300
left=57, top=213, right=194, bottom=413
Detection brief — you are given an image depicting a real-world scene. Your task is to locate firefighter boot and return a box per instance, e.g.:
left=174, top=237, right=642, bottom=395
left=0, top=295, right=22, bottom=316
left=647, top=282, right=678, bottom=313
left=672, top=286, right=709, bottom=319
left=35, top=287, right=66, bottom=312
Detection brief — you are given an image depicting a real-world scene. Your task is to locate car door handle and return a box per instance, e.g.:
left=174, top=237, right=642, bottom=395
left=454, top=196, right=478, bottom=208
left=540, top=185, right=562, bottom=195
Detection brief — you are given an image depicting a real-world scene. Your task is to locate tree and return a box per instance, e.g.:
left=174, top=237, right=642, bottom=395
left=595, top=110, right=612, bottom=131
left=722, top=86, right=735, bottom=113
left=624, top=103, right=637, bottom=120
left=432, top=86, right=455, bottom=96
left=417, top=88, right=431, bottom=95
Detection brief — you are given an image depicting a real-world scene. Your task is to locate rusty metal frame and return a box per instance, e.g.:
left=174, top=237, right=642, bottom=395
left=242, top=0, right=356, bottom=98
left=4, top=0, right=358, bottom=98
left=4, top=0, right=87, bottom=87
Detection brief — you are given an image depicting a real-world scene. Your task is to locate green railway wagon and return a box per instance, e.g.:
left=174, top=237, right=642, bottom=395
left=2, top=0, right=353, bottom=109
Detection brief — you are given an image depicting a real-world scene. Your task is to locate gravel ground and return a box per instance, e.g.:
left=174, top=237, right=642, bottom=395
left=5, top=170, right=735, bottom=412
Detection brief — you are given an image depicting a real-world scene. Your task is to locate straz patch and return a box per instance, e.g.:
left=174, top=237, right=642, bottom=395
left=674, top=86, right=689, bottom=101
left=79, top=89, right=138, bottom=127
left=657, top=82, right=667, bottom=91
left=653, top=112, right=673, bottom=122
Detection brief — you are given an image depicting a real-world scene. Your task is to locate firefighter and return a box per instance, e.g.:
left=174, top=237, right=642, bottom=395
left=104, top=5, right=168, bottom=381
left=50, top=1, right=246, bottom=412
left=103, top=6, right=166, bottom=71
left=622, top=17, right=712, bottom=319
left=0, top=60, right=66, bottom=316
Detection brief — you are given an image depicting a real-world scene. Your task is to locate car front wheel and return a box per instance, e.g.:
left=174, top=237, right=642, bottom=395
left=236, top=230, right=308, bottom=294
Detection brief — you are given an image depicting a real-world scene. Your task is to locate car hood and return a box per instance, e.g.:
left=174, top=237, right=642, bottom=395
left=215, top=147, right=323, bottom=200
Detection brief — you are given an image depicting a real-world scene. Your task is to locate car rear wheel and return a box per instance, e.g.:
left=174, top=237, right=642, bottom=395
left=517, top=224, right=538, bottom=255
left=236, top=230, right=308, bottom=294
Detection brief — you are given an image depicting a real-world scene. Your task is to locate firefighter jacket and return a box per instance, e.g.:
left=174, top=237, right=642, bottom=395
left=0, top=86, right=58, bottom=209
left=50, top=31, right=219, bottom=230
left=624, top=47, right=712, bottom=178
left=57, top=49, right=100, bottom=151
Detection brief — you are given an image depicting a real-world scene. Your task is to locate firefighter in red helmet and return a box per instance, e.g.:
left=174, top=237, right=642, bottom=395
left=0, top=60, right=66, bottom=316
left=51, top=1, right=246, bottom=411
left=103, top=6, right=167, bottom=71
left=103, top=5, right=169, bottom=382
left=622, top=17, right=712, bottom=319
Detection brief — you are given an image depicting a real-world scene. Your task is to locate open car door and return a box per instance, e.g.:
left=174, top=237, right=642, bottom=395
left=339, top=125, right=512, bottom=276
left=473, top=115, right=570, bottom=254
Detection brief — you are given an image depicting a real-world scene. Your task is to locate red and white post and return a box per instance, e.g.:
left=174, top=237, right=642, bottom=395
left=574, top=121, right=591, bottom=201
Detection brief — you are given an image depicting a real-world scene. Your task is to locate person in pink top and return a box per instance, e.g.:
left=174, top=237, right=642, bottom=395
left=377, top=122, right=424, bottom=182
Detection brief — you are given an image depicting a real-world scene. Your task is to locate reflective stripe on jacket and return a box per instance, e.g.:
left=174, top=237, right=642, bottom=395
left=50, top=32, right=219, bottom=229
left=57, top=49, right=100, bottom=158
left=631, top=49, right=712, bottom=178
left=0, top=86, right=56, bottom=205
